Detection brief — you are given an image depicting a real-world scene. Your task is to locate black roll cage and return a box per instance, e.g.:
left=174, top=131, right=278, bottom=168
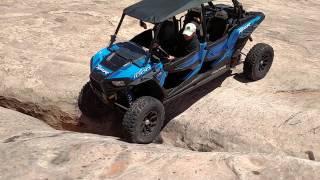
left=108, top=0, right=243, bottom=47
left=108, top=7, right=207, bottom=47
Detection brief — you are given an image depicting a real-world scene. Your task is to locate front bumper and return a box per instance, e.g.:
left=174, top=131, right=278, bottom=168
left=89, top=73, right=130, bottom=105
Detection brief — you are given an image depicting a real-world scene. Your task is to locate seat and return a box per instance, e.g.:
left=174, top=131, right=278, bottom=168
left=158, top=19, right=179, bottom=55
left=130, top=29, right=153, bottom=48
left=207, top=10, right=229, bottom=42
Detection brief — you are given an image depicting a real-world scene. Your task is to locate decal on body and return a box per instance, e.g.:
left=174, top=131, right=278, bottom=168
left=134, top=66, right=151, bottom=79
left=238, top=22, right=252, bottom=33
left=238, top=17, right=260, bottom=38
left=96, top=65, right=110, bottom=75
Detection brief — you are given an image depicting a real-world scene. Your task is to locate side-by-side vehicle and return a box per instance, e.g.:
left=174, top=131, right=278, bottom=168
left=78, top=0, right=274, bottom=143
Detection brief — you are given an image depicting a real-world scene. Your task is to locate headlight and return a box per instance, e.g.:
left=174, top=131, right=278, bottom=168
left=111, top=81, right=126, bottom=87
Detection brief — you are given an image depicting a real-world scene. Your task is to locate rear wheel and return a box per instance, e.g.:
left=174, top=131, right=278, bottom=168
left=243, top=43, right=274, bottom=81
left=78, top=82, right=107, bottom=118
left=122, top=96, right=165, bottom=144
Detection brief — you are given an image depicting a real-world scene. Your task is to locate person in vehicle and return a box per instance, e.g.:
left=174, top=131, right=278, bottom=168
left=168, top=22, right=200, bottom=61
left=184, top=10, right=201, bottom=36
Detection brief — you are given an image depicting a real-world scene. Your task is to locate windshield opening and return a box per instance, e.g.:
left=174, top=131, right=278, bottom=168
left=109, top=14, right=156, bottom=50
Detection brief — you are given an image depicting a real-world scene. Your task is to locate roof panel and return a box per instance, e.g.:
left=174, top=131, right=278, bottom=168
left=124, top=0, right=213, bottom=23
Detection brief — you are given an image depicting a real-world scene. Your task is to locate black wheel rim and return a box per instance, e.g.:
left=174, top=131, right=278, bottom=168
left=258, top=53, right=271, bottom=72
left=141, top=111, right=158, bottom=136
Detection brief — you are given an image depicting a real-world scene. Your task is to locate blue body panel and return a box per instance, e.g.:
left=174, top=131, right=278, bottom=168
left=90, top=15, right=263, bottom=89
left=91, top=44, right=159, bottom=82
left=108, top=63, right=152, bottom=80
left=184, top=43, right=207, bottom=80
left=209, top=15, right=263, bottom=67
left=206, top=38, right=228, bottom=60
left=227, top=16, right=262, bottom=50
left=91, top=48, right=112, bottom=71
left=155, top=63, right=168, bottom=86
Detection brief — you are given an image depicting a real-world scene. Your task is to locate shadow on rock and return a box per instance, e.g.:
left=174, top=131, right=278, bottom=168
left=66, top=109, right=124, bottom=138
left=233, top=72, right=253, bottom=83
left=67, top=71, right=232, bottom=140
left=163, top=71, right=232, bottom=126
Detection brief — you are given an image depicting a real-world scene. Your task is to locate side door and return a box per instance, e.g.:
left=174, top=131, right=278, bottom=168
left=205, top=35, right=228, bottom=63
left=164, top=42, right=206, bottom=74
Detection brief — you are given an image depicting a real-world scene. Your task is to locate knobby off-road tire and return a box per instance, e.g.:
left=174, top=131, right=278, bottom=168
left=78, top=82, right=107, bottom=118
left=122, top=96, right=165, bottom=144
left=244, top=43, right=274, bottom=81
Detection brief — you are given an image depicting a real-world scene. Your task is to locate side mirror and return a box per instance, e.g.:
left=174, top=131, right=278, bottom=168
left=140, top=21, right=147, bottom=29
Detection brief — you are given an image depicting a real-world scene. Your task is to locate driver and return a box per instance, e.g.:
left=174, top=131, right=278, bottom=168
left=168, top=23, right=200, bottom=61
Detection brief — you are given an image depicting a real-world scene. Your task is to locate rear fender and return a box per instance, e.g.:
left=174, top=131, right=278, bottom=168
left=207, top=13, right=265, bottom=69
left=227, top=13, right=265, bottom=50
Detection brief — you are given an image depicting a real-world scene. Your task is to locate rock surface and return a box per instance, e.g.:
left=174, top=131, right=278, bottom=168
left=1, top=0, right=320, bottom=178
left=161, top=0, right=320, bottom=160
left=1, top=107, right=320, bottom=180
left=0, top=0, right=141, bottom=130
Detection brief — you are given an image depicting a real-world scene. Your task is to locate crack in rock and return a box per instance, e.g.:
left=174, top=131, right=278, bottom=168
left=0, top=96, right=76, bottom=130
left=278, top=111, right=303, bottom=128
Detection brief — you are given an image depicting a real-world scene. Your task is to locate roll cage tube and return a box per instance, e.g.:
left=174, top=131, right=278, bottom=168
left=149, top=6, right=208, bottom=61
left=109, top=0, right=243, bottom=47
left=107, top=13, right=162, bottom=65
left=108, top=2, right=212, bottom=51
left=150, top=23, right=161, bottom=49
left=146, top=23, right=167, bottom=60
left=232, top=0, right=244, bottom=19
left=200, top=4, right=208, bottom=43
left=146, top=23, right=163, bottom=65
left=151, top=5, right=208, bottom=46
left=109, top=13, right=125, bottom=48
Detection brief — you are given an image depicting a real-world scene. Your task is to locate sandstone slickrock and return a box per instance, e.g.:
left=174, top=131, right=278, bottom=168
left=1, top=107, right=320, bottom=180
left=1, top=0, right=320, bottom=178
left=161, top=0, right=320, bottom=160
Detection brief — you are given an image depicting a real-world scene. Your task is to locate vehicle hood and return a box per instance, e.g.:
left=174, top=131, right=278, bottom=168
left=90, top=42, right=151, bottom=81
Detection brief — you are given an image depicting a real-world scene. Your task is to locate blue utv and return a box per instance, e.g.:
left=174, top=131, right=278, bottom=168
left=78, top=0, right=274, bottom=143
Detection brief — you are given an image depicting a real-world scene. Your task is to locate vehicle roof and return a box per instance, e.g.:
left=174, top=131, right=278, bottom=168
left=124, top=0, right=214, bottom=23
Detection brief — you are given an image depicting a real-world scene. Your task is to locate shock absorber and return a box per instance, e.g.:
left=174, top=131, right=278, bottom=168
left=113, top=90, right=134, bottom=111
left=127, top=91, right=134, bottom=106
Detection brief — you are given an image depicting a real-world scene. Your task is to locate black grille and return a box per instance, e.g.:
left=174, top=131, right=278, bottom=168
left=90, top=78, right=102, bottom=92
left=90, top=70, right=105, bottom=81
left=101, top=81, right=114, bottom=92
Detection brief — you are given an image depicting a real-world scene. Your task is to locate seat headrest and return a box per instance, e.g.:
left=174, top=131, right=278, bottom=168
left=215, top=10, right=228, bottom=20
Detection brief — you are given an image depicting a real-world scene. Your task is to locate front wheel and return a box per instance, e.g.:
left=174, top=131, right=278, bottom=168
left=122, top=96, right=165, bottom=144
left=78, top=82, right=108, bottom=118
left=243, top=43, right=274, bottom=81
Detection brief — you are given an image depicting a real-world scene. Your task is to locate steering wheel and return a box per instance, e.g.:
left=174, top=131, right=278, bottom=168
left=151, top=43, right=170, bottom=59
left=208, top=2, right=216, bottom=8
